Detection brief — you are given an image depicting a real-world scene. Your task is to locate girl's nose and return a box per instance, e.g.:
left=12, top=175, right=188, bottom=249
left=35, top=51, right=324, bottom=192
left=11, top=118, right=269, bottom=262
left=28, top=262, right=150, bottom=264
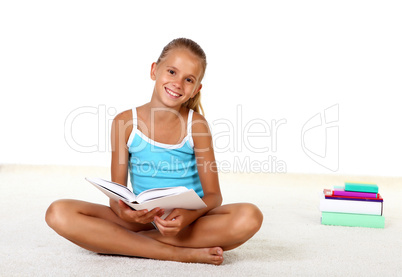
left=172, top=78, right=183, bottom=89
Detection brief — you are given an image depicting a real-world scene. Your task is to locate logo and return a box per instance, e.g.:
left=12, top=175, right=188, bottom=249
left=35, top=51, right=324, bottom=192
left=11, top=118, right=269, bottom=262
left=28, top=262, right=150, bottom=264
left=301, top=104, right=339, bottom=172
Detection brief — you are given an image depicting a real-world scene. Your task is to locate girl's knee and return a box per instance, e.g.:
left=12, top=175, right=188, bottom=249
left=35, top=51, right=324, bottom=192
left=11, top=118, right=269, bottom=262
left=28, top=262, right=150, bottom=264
left=239, top=203, right=263, bottom=232
left=229, top=203, right=263, bottom=241
left=45, top=199, right=73, bottom=231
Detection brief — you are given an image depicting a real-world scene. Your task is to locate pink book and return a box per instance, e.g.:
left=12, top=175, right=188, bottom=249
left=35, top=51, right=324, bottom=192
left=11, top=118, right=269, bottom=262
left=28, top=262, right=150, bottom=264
left=333, top=190, right=378, bottom=198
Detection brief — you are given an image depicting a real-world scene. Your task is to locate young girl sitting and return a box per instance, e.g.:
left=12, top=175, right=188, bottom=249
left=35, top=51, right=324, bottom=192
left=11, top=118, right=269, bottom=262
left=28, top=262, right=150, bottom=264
left=46, top=38, right=263, bottom=265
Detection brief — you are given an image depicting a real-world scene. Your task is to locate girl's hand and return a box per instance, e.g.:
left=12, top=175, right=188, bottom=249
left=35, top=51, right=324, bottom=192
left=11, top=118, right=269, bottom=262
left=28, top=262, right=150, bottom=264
left=117, top=200, right=165, bottom=224
left=153, top=208, right=199, bottom=237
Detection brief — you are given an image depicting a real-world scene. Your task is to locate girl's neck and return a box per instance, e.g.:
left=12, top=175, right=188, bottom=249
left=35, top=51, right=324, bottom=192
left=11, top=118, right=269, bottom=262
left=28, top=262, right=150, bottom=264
left=143, top=102, right=186, bottom=124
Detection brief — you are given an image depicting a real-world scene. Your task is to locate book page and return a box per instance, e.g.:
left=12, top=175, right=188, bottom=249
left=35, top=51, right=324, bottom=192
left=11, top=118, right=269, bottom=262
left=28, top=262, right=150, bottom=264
left=86, top=178, right=137, bottom=202
left=136, top=186, right=189, bottom=203
left=128, top=189, right=206, bottom=213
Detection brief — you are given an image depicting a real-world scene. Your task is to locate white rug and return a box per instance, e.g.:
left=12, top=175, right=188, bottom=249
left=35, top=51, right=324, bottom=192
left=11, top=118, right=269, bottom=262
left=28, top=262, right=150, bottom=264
left=1, top=165, right=401, bottom=276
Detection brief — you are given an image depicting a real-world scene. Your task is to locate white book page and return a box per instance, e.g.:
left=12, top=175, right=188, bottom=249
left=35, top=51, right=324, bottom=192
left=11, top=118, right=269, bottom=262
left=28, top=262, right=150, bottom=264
left=86, top=177, right=137, bottom=202
left=136, top=186, right=189, bottom=203
left=128, top=190, right=207, bottom=217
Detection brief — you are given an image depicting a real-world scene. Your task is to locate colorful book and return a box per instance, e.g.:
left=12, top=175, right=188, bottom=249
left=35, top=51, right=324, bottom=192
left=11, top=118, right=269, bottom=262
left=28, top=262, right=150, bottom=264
left=323, top=189, right=383, bottom=202
left=345, top=182, right=378, bottom=193
left=333, top=190, right=378, bottom=198
left=319, top=193, right=383, bottom=215
left=321, top=212, right=385, bottom=228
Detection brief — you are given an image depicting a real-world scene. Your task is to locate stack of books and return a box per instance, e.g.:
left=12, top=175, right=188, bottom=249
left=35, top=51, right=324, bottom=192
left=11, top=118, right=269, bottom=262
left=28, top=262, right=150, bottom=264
left=319, top=182, right=385, bottom=228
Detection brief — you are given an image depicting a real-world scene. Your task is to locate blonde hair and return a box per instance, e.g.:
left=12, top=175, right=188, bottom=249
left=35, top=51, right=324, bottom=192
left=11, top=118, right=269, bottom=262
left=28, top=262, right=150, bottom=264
left=156, top=38, right=207, bottom=115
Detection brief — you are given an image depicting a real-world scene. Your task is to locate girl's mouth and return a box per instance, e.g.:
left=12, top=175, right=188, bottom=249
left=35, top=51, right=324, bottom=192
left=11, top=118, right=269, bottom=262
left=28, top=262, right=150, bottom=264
left=165, top=87, right=182, bottom=98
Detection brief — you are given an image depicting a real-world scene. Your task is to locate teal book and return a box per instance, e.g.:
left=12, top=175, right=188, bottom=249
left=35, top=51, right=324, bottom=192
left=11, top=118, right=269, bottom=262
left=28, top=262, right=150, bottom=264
left=321, top=212, right=384, bottom=228
left=345, top=182, right=378, bottom=193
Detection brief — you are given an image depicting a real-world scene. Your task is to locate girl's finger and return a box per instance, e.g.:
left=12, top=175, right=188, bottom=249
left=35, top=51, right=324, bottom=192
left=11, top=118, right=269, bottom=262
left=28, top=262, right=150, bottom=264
left=140, top=208, right=161, bottom=219
left=164, top=210, right=178, bottom=221
left=154, top=216, right=178, bottom=228
left=136, top=209, right=149, bottom=217
left=118, top=200, right=130, bottom=210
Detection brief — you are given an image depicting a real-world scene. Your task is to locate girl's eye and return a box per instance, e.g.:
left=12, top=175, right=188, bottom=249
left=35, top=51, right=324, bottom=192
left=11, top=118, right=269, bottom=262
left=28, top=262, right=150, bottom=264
left=186, top=78, right=193, bottom=83
left=168, top=69, right=175, bottom=75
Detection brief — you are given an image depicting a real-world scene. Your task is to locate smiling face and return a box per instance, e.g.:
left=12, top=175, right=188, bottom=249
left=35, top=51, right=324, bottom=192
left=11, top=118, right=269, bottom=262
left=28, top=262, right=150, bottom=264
left=150, top=48, right=203, bottom=110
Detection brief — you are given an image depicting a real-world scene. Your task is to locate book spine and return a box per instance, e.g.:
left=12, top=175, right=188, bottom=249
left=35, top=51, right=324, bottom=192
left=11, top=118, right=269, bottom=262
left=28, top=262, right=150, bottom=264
left=320, top=197, right=383, bottom=215
left=321, top=212, right=385, bottom=228
left=333, top=190, right=378, bottom=198
left=344, top=182, right=378, bottom=193
left=325, top=196, right=383, bottom=202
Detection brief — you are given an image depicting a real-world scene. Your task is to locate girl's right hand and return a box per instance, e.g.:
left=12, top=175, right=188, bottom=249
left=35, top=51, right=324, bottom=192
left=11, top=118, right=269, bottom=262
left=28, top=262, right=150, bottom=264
left=117, top=200, right=165, bottom=224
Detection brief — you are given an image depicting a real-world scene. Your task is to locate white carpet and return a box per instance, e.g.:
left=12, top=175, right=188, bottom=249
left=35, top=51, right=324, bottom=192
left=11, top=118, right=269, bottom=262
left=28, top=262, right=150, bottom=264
left=1, top=165, right=401, bottom=276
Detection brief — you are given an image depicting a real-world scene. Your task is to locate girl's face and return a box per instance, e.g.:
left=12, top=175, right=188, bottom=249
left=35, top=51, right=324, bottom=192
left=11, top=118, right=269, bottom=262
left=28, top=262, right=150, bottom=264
left=150, top=48, right=203, bottom=109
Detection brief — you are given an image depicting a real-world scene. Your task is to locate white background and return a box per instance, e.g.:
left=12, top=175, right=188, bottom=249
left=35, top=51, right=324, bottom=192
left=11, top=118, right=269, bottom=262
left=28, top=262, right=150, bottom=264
left=1, top=1, right=401, bottom=176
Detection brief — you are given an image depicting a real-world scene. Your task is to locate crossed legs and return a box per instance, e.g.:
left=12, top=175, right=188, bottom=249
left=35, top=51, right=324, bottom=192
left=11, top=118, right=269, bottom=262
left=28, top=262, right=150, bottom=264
left=140, top=203, right=263, bottom=251
left=45, top=200, right=263, bottom=265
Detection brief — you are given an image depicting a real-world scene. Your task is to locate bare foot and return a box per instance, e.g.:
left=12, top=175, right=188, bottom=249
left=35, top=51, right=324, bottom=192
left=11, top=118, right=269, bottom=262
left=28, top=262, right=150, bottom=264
left=139, top=230, right=224, bottom=265
left=180, top=247, right=224, bottom=265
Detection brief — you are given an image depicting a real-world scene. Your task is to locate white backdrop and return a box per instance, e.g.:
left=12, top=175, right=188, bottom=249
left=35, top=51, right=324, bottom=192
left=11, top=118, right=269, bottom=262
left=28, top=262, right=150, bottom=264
left=1, top=1, right=401, bottom=176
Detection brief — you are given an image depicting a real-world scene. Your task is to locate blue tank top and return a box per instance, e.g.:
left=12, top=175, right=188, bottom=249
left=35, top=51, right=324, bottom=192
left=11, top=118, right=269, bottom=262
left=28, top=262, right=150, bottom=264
left=127, top=108, right=204, bottom=198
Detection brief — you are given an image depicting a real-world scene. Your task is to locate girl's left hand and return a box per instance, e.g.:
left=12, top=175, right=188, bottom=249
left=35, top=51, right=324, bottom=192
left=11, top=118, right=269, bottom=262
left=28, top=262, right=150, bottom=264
left=153, top=208, right=199, bottom=237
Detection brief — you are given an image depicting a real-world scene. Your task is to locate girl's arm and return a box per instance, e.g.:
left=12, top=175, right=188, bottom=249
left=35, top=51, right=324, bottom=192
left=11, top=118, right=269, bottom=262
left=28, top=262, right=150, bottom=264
left=154, top=112, right=222, bottom=236
left=110, top=110, right=164, bottom=223
left=110, top=111, right=130, bottom=186
left=109, top=111, right=130, bottom=216
left=191, top=112, right=223, bottom=210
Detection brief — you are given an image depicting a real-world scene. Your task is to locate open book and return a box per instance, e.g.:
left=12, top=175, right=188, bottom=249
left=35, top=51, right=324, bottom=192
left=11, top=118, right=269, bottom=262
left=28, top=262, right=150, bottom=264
left=86, top=177, right=206, bottom=219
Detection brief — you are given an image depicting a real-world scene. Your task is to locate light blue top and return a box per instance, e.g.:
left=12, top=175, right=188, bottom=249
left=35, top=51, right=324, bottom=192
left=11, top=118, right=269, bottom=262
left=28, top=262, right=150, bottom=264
left=127, top=108, right=204, bottom=198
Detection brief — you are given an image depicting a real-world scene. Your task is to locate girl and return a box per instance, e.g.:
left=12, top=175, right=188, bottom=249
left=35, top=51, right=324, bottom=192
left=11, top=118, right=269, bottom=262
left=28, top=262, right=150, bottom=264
left=46, top=38, right=263, bottom=265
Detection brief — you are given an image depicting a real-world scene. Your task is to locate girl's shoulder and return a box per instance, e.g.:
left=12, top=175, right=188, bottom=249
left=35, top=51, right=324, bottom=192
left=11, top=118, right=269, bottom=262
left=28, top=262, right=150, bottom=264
left=191, top=110, right=211, bottom=137
left=111, top=109, right=135, bottom=146
left=113, top=109, right=133, bottom=124
left=191, top=110, right=207, bottom=123
left=112, top=109, right=135, bottom=136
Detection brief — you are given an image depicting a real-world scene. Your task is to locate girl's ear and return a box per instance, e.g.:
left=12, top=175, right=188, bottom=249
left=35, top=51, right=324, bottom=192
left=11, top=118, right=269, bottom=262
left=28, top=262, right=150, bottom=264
left=150, top=62, right=157, bottom=81
left=192, top=83, right=202, bottom=98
